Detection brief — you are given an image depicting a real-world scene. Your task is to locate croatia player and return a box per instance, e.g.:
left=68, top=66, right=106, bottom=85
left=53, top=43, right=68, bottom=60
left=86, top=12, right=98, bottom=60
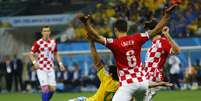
left=68, top=37, right=172, bottom=101
left=143, top=20, right=180, bottom=101
left=28, top=26, right=65, bottom=101
left=79, top=4, right=177, bottom=101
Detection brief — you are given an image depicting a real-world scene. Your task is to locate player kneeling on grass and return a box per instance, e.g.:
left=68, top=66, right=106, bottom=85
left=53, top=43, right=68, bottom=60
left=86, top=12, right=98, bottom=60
left=29, top=26, right=66, bottom=101
left=68, top=37, right=173, bottom=101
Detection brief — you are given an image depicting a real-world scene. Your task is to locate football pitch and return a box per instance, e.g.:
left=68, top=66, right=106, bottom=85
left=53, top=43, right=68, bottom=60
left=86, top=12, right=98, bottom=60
left=0, top=90, right=200, bottom=101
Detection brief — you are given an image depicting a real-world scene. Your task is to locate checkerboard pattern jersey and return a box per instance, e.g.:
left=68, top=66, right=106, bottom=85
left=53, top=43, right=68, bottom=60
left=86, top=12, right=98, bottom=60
left=31, top=38, right=57, bottom=71
left=145, top=40, right=165, bottom=81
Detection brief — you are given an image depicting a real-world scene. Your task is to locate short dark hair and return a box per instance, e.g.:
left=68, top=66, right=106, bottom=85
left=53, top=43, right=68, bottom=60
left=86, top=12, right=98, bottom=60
left=42, top=25, right=50, bottom=30
left=108, top=65, right=119, bottom=81
left=113, top=19, right=128, bottom=33
left=144, top=19, right=158, bottom=30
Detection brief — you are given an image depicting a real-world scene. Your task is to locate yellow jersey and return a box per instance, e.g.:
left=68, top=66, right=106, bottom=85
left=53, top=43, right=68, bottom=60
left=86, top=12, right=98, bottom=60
left=87, top=67, right=119, bottom=101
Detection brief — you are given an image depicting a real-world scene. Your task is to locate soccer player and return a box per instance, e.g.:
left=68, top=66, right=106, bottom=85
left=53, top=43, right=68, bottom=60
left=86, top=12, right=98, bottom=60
left=68, top=37, right=173, bottom=101
left=79, top=4, right=177, bottom=101
left=143, top=21, right=180, bottom=101
left=69, top=38, right=119, bottom=101
left=28, top=26, right=65, bottom=101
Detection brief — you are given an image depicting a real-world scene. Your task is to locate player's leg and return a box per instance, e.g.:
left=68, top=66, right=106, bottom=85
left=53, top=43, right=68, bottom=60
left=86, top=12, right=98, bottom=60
left=144, top=87, right=159, bottom=101
left=37, top=70, right=49, bottom=101
left=144, top=80, right=154, bottom=101
left=144, top=81, right=172, bottom=101
left=112, top=83, right=139, bottom=101
left=144, top=89, right=152, bottom=101
left=48, top=70, right=56, bottom=100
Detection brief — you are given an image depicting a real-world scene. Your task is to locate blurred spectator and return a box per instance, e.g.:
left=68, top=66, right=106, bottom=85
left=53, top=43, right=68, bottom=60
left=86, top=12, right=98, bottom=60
left=184, top=66, right=198, bottom=90
left=24, top=61, right=38, bottom=92
left=194, top=59, right=201, bottom=86
left=194, top=16, right=201, bottom=36
left=168, top=55, right=181, bottom=90
left=71, top=63, right=81, bottom=87
left=172, top=14, right=187, bottom=37
left=12, top=55, right=23, bottom=92
left=4, top=55, right=13, bottom=92
left=187, top=19, right=198, bottom=36
left=0, top=56, right=6, bottom=92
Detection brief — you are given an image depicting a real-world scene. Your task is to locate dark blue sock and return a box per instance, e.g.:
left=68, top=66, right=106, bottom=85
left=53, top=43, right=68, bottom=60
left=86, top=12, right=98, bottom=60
left=42, top=92, right=49, bottom=101
left=48, top=92, right=54, bottom=100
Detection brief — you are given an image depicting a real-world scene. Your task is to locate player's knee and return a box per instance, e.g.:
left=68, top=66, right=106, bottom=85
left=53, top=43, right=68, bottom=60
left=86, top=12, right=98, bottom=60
left=41, top=85, right=49, bottom=93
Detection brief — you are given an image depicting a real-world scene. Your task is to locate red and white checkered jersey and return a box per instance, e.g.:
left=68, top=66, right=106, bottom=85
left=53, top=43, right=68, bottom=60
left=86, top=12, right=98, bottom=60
left=31, top=38, right=57, bottom=71
left=105, top=32, right=149, bottom=86
left=144, top=36, right=172, bottom=81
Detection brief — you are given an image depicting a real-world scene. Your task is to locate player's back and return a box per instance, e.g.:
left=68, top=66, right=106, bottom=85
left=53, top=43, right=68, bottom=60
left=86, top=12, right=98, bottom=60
left=105, top=32, right=149, bottom=85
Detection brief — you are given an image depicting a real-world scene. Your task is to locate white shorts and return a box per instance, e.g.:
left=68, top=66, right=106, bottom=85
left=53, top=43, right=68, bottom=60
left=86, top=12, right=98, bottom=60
left=112, top=80, right=149, bottom=101
left=36, top=69, right=56, bottom=86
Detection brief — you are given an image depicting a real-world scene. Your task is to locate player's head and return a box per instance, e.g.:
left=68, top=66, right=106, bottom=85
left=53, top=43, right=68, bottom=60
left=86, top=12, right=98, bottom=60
left=144, top=18, right=161, bottom=39
left=144, top=18, right=158, bottom=31
left=108, top=65, right=119, bottom=81
left=41, top=25, right=51, bottom=37
left=113, top=19, right=128, bottom=37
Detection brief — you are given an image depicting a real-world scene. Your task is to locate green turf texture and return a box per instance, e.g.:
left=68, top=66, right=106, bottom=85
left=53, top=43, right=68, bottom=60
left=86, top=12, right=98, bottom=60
left=0, top=90, right=200, bottom=101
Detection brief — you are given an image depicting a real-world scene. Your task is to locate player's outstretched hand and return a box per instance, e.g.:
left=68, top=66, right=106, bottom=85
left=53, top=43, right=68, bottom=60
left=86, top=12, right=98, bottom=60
left=162, top=26, right=170, bottom=35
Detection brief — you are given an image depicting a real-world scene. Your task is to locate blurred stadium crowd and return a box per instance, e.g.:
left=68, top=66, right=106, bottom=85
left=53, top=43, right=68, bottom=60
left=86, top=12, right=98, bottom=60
left=0, top=0, right=201, bottom=93
left=59, top=0, right=201, bottom=42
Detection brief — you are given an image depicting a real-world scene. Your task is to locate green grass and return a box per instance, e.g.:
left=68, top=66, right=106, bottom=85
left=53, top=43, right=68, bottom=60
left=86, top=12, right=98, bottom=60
left=0, top=90, right=200, bottom=101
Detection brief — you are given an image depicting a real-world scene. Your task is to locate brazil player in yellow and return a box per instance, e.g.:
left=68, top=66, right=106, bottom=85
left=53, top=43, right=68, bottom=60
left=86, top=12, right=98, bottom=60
left=86, top=40, right=119, bottom=101
left=68, top=38, right=119, bottom=101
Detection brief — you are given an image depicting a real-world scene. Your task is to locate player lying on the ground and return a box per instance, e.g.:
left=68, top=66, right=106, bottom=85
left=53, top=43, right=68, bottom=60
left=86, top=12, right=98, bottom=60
left=78, top=4, right=177, bottom=101
left=68, top=37, right=173, bottom=101
left=28, top=26, right=65, bottom=101
left=143, top=19, right=180, bottom=101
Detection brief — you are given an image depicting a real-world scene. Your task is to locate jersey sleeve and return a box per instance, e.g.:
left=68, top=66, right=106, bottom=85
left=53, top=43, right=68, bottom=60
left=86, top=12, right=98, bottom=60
left=134, top=32, right=149, bottom=45
left=31, top=41, right=39, bottom=54
left=54, top=41, right=58, bottom=53
left=161, top=39, right=172, bottom=54
left=105, top=38, right=118, bottom=51
left=97, top=67, right=107, bottom=82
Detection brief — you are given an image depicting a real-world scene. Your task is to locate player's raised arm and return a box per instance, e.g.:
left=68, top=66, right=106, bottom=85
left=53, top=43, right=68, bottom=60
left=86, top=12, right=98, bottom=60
left=89, top=39, right=104, bottom=71
left=162, top=26, right=181, bottom=54
left=148, top=4, right=177, bottom=37
left=79, top=15, right=106, bottom=45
